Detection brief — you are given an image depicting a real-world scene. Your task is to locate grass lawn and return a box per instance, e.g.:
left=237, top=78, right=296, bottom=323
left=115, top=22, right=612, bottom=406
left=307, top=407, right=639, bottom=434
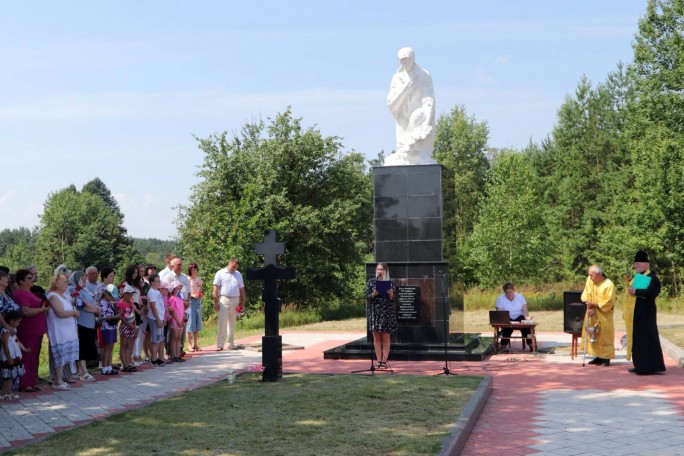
left=9, top=373, right=482, bottom=456
left=660, top=325, right=684, bottom=348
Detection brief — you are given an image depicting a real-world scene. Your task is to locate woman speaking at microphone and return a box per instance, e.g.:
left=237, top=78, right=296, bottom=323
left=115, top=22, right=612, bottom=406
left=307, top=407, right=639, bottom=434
left=365, top=263, right=397, bottom=369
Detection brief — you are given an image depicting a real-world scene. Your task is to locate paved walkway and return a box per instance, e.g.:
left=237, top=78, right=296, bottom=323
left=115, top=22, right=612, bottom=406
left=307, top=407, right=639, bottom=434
left=458, top=333, right=684, bottom=456
left=1, top=331, right=683, bottom=455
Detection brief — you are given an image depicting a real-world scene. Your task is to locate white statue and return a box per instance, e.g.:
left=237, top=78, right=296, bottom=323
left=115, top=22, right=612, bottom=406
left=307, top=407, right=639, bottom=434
left=385, top=47, right=437, bottom=166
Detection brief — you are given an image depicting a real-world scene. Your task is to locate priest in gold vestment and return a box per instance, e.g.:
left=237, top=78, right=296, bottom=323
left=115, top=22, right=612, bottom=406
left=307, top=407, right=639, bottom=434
left=581, top=265, right=616, bottom=366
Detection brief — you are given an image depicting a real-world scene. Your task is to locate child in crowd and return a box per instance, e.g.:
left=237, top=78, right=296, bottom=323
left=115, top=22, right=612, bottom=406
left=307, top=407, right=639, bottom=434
left=187, top=263, right=203, bottom=351
left=160, top=283, right=171, bottom=361
left=98, top=289, right=120, bottom=375
left=146, top=275, right=166, bottom=366
left=168, top=281, right=185, bottom=363
left=117, top=285, right=138, bottom=372
left=1, top=310, right=28, bottom=400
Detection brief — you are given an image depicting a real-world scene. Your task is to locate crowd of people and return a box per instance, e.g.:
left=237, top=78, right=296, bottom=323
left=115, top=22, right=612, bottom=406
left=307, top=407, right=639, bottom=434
left=0, top=254, right=247, bottom=401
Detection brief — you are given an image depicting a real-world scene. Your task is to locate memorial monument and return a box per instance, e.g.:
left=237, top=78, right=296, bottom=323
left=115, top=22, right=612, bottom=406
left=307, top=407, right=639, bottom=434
left=375, top=47, right=452, bottom=346
left=325, top=48, right=476, bottom=362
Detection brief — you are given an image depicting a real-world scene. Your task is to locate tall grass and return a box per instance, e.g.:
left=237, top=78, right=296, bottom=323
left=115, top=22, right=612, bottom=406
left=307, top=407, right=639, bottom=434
left=465, top=283, right=684, bottom=313
left=238, top=300, right=366, bottom=330
left=465, top=283, right=581, bottom=311
left=656, top=296, right=684, bottom=313
left=238, top=309, right=322, bottom=330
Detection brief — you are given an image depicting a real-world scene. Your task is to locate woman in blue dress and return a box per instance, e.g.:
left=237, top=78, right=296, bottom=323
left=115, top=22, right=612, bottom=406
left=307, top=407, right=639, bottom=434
left=365, top=263, right=397, bottom=369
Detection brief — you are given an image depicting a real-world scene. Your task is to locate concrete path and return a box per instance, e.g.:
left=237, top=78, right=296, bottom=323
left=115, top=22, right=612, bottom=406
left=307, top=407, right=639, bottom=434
left=1, top=331, right=683, bottom=455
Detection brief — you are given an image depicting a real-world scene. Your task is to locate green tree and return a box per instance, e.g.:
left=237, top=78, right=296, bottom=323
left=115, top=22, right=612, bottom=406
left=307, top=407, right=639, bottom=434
left=35, top=184, right=134, bottom=274
left=82, top=178, right=134, bottom=269
left=433, top=105, right=490, bottom=280
left=82, top=177, right=125, bottom=218
left=177, top=108, right=373, bottom=309
left=132, top=238, right=178, bottom=269
left=534, top=67, right=633, bottom=281
left=624, top=0, right=684, bottom=294
left=0, top=227, right=37, bottom=271
left=467, top=151, right=551, bottom=287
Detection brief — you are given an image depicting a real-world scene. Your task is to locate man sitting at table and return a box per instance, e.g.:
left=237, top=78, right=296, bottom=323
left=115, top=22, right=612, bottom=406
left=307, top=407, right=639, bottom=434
left=495, top=282, right=532, bottom=350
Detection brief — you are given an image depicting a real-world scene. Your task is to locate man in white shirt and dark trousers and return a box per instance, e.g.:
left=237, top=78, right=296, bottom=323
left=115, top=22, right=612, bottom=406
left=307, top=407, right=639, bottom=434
left=495, top=282, right=532, bottom=350
left=213, top=258, right=245, bottom=350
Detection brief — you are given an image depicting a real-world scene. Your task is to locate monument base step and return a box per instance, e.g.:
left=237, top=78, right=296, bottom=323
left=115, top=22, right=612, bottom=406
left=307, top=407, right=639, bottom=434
left=323, top=334, right=491, bottom=362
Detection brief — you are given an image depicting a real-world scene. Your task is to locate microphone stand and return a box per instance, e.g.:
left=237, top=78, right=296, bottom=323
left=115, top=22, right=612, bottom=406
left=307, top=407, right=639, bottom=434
left=352, top=278, right=379, bottom=374
left=435, top=270, right=457, bottom=376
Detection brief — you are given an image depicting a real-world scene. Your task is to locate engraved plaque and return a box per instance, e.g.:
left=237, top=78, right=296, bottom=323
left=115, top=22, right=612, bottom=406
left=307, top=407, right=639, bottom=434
left=396, top=286, right=420, bottom=321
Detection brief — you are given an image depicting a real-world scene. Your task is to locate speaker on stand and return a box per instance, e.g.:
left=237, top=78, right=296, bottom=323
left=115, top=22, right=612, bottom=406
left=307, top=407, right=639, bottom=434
left=563, top=291, right=585, bottom=333
left=563, top=290, right=585, bottom=359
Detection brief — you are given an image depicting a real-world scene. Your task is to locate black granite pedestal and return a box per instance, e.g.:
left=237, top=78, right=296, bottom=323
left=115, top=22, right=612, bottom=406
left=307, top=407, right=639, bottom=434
left=324, top=164, right=482, bottom=362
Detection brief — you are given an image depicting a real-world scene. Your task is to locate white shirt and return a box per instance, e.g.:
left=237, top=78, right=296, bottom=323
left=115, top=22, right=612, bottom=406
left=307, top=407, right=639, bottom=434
left=168, top=272, right=190, bottom=301
left=495, top=292, right=527, bottom=320
left=147, top=288, right=165, bottom=321
left=213, top=268, right=244, bottom=297
left=158, top=267, right=172, bottom=283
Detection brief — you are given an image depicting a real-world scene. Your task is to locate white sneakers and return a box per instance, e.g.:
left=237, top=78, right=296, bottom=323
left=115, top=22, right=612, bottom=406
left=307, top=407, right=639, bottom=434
left=0, top=393, right=20, bottom=400
left=52, top=383, right=70, bottom=390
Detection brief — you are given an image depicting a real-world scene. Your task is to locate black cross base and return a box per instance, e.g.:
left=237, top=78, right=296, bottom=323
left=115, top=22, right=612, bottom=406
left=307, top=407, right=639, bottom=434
left=246, top=230, right=296, bottom=382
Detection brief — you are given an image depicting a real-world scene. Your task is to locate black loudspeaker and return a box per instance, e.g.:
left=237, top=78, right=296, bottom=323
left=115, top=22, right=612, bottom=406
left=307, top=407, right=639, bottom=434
left=563, top=291, right=585, bottom=334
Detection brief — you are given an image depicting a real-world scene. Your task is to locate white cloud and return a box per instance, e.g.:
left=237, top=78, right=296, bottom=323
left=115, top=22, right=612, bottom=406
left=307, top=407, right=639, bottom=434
left=0, top=191, right=18, bottom=205
left=112, top=192, right=131, bottom=204
left=0, top=194, right=42, bottom=231
left=495, top=55, right=513, bottom=65
left=438, top=86, right=562, bottom=148
left=0, top=88, right=386, bottom=123
left=447, top=16, right=638, bottom=42
left=472, top=65, right=497, bottom=85
left=113, top=192, right=178, bottom=240
left=143, top=193, right=159, bottom=206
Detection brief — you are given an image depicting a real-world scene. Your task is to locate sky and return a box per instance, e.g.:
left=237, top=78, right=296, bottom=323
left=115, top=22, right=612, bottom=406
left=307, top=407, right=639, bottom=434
left=0, top=1, right=648, bottom=240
